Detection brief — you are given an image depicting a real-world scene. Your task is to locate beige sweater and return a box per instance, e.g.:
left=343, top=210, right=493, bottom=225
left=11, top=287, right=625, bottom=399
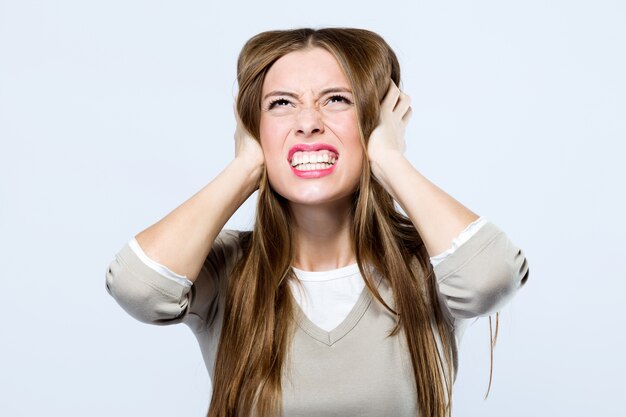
left=105, top=221, right=529, bottom=416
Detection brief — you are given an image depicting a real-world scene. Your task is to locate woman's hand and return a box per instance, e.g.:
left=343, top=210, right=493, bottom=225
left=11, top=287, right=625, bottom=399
left=365, top=81, right=480, bottom=257
left=367, top=80, right=413, bottom=181
left=233, top=102, right=265, bottom=187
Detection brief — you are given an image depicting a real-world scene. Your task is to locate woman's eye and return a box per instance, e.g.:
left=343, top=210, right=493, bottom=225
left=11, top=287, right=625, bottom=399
left=327, top=95, right=352, bottom=105
left=268, top=98, right=291, bottom=109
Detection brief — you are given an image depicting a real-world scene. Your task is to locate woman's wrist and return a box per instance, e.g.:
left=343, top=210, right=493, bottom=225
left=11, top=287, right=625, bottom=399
left=231, top=155, right=264, bottom=194
left=369, top=150, right=407, bottom=197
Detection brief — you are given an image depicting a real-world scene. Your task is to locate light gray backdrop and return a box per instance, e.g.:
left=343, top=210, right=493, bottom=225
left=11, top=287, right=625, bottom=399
left=1, top=0, right=624, bottom=415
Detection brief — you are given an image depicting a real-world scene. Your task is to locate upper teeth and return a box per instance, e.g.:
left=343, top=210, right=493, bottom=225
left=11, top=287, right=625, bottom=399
left=291, top=151, right=337, bottom=167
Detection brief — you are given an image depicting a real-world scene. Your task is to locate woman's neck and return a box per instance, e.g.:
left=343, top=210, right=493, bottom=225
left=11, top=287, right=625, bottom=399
left=289, top=198, right=356, bottom=272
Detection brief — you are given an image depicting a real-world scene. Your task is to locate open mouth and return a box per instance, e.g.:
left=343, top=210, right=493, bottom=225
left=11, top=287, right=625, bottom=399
left=287, top=144, right=339, bottom=172
left=290, top=150, right=337, bottom=171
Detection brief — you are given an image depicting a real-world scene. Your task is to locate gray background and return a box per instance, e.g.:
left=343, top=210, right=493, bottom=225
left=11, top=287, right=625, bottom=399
left=1, top=0, right=624, bottom=415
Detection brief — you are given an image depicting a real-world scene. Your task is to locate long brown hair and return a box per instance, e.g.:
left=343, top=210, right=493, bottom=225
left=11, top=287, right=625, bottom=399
left=209, top=28, right=456, bottom=417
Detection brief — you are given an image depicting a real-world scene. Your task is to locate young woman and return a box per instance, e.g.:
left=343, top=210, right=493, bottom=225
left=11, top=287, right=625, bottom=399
left=106, top=28, right=529, bottom=417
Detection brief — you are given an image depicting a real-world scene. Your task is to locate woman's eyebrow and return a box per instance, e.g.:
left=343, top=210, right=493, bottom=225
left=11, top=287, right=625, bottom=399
left=263, top=91, right=299, bottom=100
left=319, top=87, right=352, bottom=95
left=262, top=87, right=352, bottom=101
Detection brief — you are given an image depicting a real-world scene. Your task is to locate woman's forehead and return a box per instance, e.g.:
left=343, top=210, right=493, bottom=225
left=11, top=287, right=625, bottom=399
left=262, top=47, right=351, bottom=95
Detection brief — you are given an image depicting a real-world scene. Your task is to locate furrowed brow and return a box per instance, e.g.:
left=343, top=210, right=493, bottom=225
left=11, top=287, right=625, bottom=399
left=262, top=91, right=300, bottom=101
left=319, top=87, right=352, bottom=96
left=262, top=87, right=352, bottom=101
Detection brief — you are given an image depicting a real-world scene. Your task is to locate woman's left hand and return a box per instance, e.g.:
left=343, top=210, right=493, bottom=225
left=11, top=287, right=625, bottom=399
left=367, top=79, right=413, bottom=170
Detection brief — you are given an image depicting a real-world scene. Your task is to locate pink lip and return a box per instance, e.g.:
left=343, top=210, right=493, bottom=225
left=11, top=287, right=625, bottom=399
left=287, top=143, right=339, bottom=162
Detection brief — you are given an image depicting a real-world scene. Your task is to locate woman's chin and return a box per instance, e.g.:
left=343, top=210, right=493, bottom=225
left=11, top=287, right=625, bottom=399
left=283, top=190, right=355, bottom=209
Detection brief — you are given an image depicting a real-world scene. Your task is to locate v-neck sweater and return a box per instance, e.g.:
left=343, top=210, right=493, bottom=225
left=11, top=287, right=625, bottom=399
left=105, top=221, right=529, bottom=416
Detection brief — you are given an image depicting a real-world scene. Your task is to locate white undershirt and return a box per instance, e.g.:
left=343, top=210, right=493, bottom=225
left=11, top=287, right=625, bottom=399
left=289, top=263, right=369, bottom=332
left=128, top=217, right=487, bottom=332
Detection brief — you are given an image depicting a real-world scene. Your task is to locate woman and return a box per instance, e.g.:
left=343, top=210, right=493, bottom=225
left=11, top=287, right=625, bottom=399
left=106, top=28, right=529, bottom=417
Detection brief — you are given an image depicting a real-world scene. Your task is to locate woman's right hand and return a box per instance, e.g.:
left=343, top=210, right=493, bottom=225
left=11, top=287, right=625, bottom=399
left=128, top=104, right=266, bottom=283
left=233, top=103, right=265, bottom=184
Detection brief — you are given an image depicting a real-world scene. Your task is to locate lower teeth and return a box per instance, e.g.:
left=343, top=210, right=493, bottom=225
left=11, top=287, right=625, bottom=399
left=294, top=162, right=333, bottom=171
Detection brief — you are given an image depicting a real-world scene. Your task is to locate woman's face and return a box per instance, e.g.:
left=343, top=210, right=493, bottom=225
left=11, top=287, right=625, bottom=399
left=259, top=47, right=363, bottom=207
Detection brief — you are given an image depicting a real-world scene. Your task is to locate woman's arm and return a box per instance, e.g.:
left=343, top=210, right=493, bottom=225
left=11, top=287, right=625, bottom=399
left=368, top=81, right=529, bottom=320
left=134, top=109, right=264, bottom=282
left=368, top=80, right=479, bottom=257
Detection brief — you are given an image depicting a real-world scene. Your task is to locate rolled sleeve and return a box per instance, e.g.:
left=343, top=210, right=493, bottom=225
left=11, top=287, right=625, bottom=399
left=105, top=229, right=244, bottom=332
left=433, top=222, right=529, bottom=321
left=105, top=242, right=194, bottom=325
left=429, top=216, right=488, bottom=267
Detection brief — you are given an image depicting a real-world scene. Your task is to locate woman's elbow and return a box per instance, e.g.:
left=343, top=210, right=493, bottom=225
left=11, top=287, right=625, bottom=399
left=467, top=244, right=530, bottom=317
left=105, top=254, right=191, bottom=325
left=440, top=233, right=530, bottom=319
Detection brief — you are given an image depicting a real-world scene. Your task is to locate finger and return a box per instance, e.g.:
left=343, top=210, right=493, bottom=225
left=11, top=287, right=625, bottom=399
left=394, top=92, right=412, bottom=116
left=402, top=106, right=413, bottom=124
left=381, top=79, right=401, bottom=111
left=233, top=101, right=240, bottom=121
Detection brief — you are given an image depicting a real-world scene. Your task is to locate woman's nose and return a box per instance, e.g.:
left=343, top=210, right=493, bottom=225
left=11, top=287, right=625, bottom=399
left=295, top=108, right=324, bottom=137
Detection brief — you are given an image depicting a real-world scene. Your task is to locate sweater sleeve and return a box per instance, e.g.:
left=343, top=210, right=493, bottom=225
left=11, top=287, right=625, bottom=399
left=429, top=216, right=488, bottom=267
left=105, top=229, right=244, bottom=331
left=433, top=221, right=529, bottom=321
left=127, top=237, right=194, bottom=288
